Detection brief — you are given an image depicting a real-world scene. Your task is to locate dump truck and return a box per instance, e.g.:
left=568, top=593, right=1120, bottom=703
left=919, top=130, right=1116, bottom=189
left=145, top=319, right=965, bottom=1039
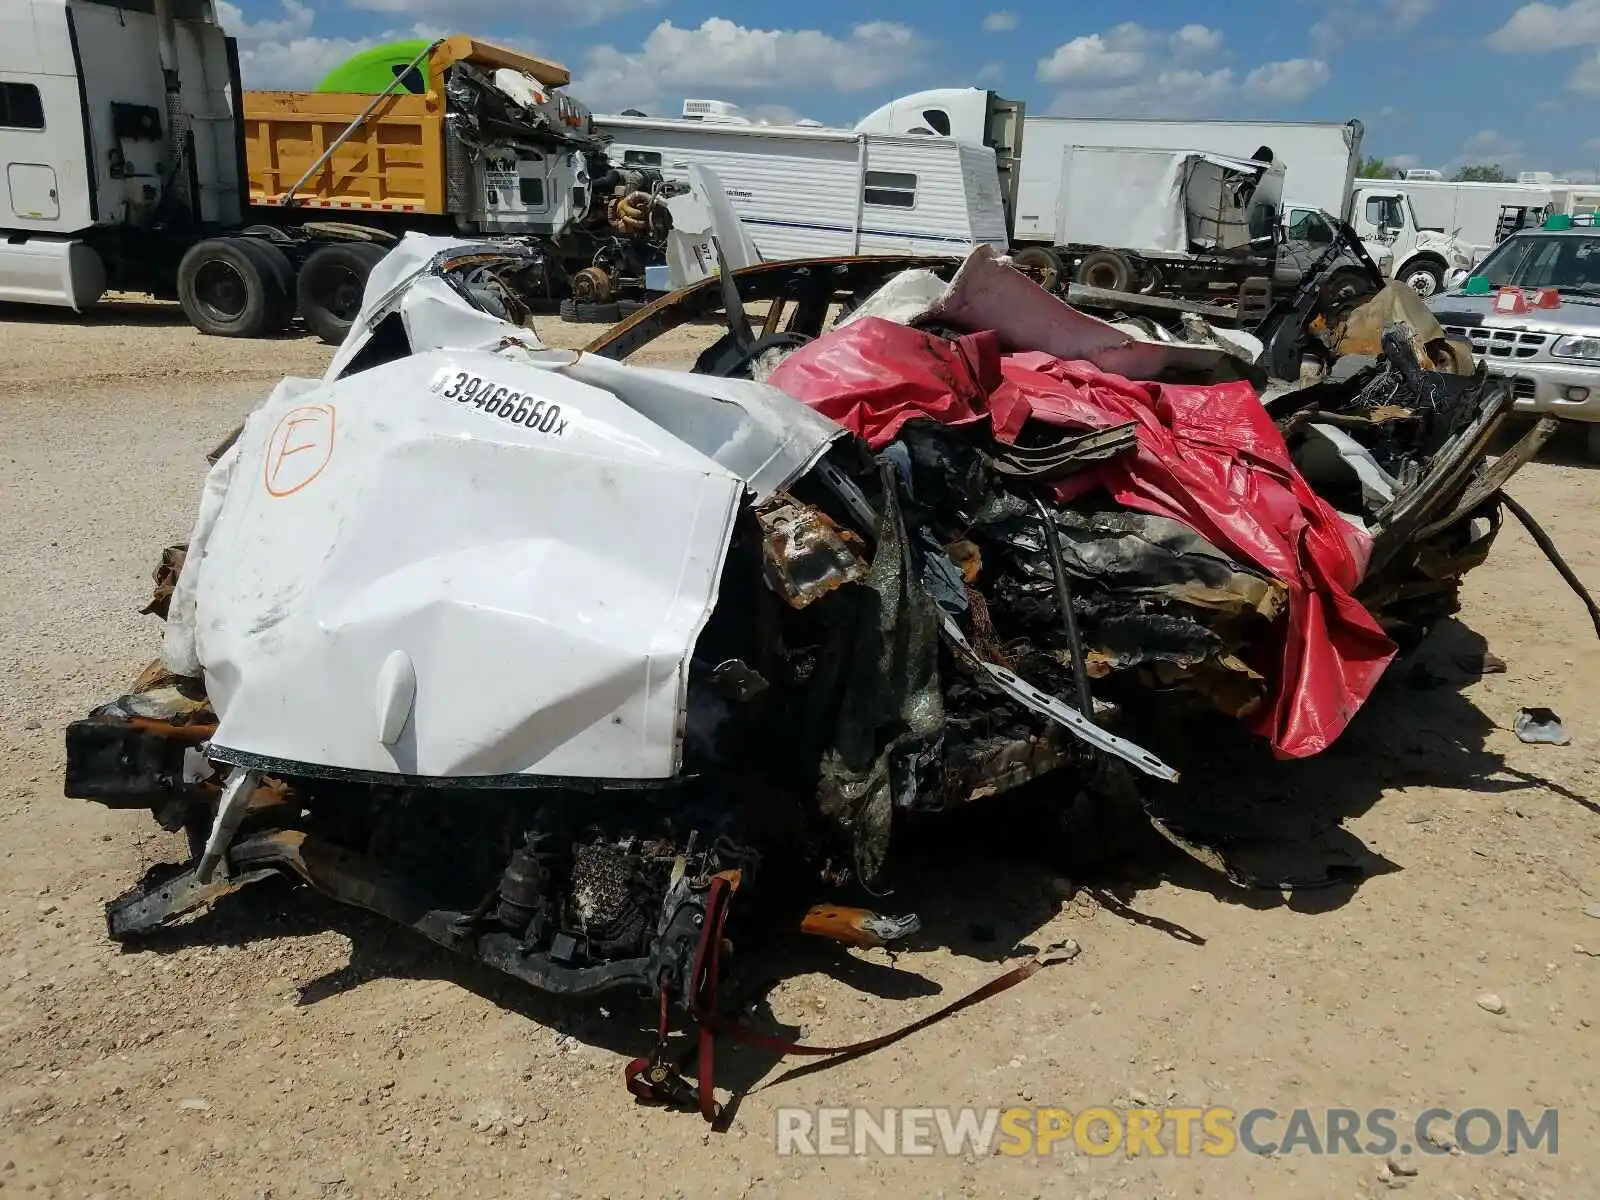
left=0, top=2, right=671, bottom=340
left=246, top=38, right=677, bottom=334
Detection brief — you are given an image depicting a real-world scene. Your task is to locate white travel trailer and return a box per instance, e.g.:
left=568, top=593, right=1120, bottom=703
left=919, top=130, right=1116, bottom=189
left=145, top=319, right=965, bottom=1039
left=593, top=101, right=1022, bottom=261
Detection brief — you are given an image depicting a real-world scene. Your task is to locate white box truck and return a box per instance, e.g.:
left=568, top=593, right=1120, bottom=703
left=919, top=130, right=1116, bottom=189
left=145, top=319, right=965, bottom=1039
left=857, top=89, right=1474, bottom=298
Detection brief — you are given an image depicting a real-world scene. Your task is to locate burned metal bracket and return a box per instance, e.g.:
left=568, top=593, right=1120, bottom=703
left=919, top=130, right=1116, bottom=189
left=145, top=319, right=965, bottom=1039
left=941, top=615, right=1179, bottom=783
left=64, top=718, right=210, bottom=808
left=806, top=456, right=1178, bottom=783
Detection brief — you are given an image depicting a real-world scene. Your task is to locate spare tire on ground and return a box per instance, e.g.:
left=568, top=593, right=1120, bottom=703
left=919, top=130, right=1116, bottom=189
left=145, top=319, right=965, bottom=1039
left=559, top=298, right=622, bottom=323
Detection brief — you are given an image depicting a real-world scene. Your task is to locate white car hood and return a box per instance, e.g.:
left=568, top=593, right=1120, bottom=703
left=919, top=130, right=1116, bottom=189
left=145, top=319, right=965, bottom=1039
left=163, top=235, right=844, bottom=783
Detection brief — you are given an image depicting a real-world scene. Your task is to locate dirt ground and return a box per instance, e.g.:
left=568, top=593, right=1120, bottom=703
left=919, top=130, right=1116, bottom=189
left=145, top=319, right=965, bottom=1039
left=2, top=298, right=1598, bottom=1200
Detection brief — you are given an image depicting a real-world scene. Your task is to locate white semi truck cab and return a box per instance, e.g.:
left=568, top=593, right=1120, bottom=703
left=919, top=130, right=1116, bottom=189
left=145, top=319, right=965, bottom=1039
left=1348, top=184, right=1475, bottom=298
left=0, top=0, right=242, bottom=310
left=0, top=2, right=671, bottom=339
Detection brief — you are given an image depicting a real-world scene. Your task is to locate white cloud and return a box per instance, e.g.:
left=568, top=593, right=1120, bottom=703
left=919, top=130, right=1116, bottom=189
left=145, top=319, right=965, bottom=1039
left=1170, top=24, right=1224, bottom=57
left=1037, top=26, right=1149, bottom=84
left=1044, top=55, right=1329, bottom=119
left=1389, top=153, right=1422, bottom=170
left=573, top=18, right=925, bottom=112
left=218, top=0, right=382, bottom=88
left=1570, top=48, right=1600, bottom=92
left=217, top=0, right=314, bottom=41
left=1313, top=0, right=1437, bottom=51
left=745, top=104, right=809, bottom=125
left=1039, top=20, right=1328, bottom=116
left=1241, top=58, right=1331, bottom=103
left=1046, top=69, right=1235, bottom=117
left=975, top=61, right=1004, bottom=83
left=1456, top=129, right=1525, bottom=168
left=1488, top=0, right=1600, bottom=51
left=982, top=10, right=1017, bottom=32
left=237, top=35, right=383, bottom=88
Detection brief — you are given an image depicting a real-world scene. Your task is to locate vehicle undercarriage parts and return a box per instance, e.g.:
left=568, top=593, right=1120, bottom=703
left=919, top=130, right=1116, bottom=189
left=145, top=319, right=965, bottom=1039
left=624, top=869, right=1082, bottom=1123
left=757, top=497, right=869, bottom=609
left=1031, top=494, right=1094, bottom=716
left=195, top=767, right=259, bottom=882
left=1256, top=218, right=1389, bottom=382
left=570, top=265, right=614, bottom=303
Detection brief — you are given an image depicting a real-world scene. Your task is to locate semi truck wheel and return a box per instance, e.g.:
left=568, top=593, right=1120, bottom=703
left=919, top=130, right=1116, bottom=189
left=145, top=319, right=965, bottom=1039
left=1074, top=249, right=1135, bottom=292
left=298, top=242, right=388, bottom=345
left=235, top=238, right=296, bottom=332
left=1401, top=259, right=1445, bottom=298
left=176, top=239, right=277, bottom=338
left=1010, top=246, right=1063, bottom=290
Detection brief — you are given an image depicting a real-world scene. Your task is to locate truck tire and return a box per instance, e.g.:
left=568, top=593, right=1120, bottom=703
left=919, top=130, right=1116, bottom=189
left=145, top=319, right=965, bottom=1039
left=559, top=298, right=621, bottom=323
left=1010, top=246, right=1063, bottom=290
left=1400, top=258, right=1445, bottom=298
left=176, top=238, right=277, bottom=338
left=235, top=238, right=296, bottom=332
left=297, top=242, right=388, bottom=345
left=1074, top=249, right=1135, bottom=292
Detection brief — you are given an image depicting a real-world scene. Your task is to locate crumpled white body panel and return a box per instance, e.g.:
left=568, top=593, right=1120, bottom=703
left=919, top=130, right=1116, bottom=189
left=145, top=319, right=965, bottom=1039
left=188, top=349, right=744, bottom=780
left=165, top=236, right=848, bottom=781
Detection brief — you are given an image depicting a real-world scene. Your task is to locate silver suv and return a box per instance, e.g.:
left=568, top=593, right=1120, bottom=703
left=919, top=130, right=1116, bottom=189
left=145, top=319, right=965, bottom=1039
left=1426, top=221, right=1600, bottom=458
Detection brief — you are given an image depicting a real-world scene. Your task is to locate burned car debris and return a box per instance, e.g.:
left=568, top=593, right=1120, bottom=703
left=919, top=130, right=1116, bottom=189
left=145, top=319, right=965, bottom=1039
left=64, top=232, right=1596, bottom=1120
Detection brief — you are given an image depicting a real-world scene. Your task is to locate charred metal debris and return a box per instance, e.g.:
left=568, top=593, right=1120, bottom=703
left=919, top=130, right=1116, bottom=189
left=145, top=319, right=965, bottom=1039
left=65, top=235, right=1596, bottom=1122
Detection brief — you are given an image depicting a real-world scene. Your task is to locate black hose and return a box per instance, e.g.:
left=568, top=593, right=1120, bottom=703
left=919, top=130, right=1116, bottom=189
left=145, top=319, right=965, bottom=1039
left=1031, top=495, right=1095, bottom=717
left=1502, top=492, right=1600, bottom=640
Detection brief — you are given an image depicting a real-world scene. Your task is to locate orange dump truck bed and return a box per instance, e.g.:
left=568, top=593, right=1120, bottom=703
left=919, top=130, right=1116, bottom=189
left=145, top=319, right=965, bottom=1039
left=245, top=89, right=445, bottom=214
left=243, top=35, right=572, bottom=216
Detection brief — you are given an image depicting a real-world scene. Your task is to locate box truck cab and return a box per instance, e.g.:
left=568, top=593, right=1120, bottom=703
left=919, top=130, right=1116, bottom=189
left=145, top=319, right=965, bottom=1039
left=1349, top=184, right=1474, bottom=298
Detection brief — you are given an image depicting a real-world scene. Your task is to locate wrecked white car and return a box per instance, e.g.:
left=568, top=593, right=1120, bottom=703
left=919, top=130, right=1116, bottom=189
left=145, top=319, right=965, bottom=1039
left=65, top=233, right=1590, bottom=1120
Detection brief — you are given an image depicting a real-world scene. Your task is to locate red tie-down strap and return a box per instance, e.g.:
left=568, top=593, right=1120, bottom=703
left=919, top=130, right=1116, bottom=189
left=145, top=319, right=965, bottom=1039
left=625, top=874, right=1076, bottom=1124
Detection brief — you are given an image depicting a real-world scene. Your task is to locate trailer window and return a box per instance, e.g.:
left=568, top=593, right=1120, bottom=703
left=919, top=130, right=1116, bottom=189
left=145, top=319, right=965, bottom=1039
left=863, top=170, right=917, bottom=209
left=0, top=83, right=44, bottom=130
left=623, top=150, right=662, bottom=167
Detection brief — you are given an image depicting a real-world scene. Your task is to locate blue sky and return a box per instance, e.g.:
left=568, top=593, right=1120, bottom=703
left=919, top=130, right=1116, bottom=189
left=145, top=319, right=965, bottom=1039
left=219, top=0, right=1600, bottom=179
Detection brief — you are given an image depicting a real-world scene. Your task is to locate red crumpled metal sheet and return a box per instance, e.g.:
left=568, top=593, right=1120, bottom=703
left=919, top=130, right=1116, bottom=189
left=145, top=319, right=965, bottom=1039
left=767, top=317, right=1396, bottom=758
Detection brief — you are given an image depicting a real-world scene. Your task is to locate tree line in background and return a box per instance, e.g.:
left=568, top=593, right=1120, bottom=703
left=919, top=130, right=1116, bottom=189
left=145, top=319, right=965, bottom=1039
left=1359, top=156, right=1509, bottom=182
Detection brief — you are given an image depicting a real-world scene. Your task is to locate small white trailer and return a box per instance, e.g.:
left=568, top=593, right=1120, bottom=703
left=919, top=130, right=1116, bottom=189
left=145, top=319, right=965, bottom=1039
left=593, top=103, right=1018, bottom=261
